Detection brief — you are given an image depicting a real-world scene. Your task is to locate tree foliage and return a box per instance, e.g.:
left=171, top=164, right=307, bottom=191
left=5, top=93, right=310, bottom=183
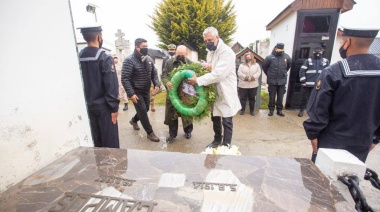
left=149, top=0, right=237, bottom=60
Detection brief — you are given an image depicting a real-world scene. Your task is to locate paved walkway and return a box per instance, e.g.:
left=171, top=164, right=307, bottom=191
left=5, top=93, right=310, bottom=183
left=118, top=105, right=380, bottom=210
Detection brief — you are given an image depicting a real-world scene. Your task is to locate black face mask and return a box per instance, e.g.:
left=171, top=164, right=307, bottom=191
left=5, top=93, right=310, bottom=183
left=177, top=55, right=185, bottom=62
left=313, top=52, right=321, bottom=59
left=206, top=42, right=217, bottom=51
left=246, top=58, right=251, bottom=62
left=168, top=52, right=175, bottom=56
left=339, top=41, right=349, bottom=59
left=140, top=47, right=148, bottom=56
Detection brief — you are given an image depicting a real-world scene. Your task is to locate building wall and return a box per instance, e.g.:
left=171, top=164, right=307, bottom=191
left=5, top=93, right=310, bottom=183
left=268, top=11, right=297, bottom=99
left=0, top=0, right=92, bottom=192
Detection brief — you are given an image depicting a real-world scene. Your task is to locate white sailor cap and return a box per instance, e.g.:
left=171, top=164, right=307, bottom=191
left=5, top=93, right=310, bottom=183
left=77, top=23, right=102, bottom=33
left=342, top=26, right=379, bottom=38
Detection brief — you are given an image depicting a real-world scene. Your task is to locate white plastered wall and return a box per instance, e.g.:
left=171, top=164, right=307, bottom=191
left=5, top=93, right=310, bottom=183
left=0, top=0, right=92, bottom=192
left=269, top=11, right=297, bottom=106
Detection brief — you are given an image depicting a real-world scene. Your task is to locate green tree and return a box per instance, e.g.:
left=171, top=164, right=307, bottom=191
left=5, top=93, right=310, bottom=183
left=149, top=0, right=237, bottom=60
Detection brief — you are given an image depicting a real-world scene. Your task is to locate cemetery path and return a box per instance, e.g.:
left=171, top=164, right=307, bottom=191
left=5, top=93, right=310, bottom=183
left=118, top=105, right=380, bottom=210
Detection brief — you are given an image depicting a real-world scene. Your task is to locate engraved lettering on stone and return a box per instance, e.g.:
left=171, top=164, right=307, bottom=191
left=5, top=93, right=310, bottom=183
left=95, top=175, right=136, bottom=187
left=48, top=192, right=157, bottom=212
left=192, top=182, right=237, bottom=192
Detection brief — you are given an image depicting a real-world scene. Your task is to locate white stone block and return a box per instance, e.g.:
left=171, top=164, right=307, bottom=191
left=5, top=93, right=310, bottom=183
left=315, top=148, right=367, bottom=181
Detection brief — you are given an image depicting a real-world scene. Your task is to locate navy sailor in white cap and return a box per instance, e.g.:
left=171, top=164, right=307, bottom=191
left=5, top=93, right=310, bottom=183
left=77, top=23, right=120, bottom=148
left=303, top=27, right=380, bottom=162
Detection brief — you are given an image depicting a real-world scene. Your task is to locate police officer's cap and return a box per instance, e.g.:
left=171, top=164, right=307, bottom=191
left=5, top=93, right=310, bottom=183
left=77, top=23, right=102, bottom=34
left=342, top=27, right=379, bottom=38
left=275, top=43, right=284, bottom=49
left=314, top=47, right=323, bottom=52
left=167, top=44, right=176, bottom=50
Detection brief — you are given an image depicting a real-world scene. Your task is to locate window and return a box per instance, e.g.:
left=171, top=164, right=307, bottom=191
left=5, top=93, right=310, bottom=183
left=302, top=16, right=331, bottom=33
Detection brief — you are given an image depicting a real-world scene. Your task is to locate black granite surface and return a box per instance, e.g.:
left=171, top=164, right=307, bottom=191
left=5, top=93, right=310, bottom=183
left=0, top=147, right=354, bottom=211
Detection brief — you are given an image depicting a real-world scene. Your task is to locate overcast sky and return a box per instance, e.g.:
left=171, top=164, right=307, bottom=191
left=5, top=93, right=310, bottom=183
left=70, top=0, right=380, bottom=50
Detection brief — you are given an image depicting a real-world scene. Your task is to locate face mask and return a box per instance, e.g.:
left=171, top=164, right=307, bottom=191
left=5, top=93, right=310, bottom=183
left=140, top=47, right=148, bottom=56
left=206, top=42, right=217, bottom=51
left=169, top=52, right=175, bottom=56
left=313, top=52, right=321, bottom=59
left=339, top=41, right=348, bottom=59
left=177, top=55, right=185, bottom=62
left=246, top=58, right=251, bottom=62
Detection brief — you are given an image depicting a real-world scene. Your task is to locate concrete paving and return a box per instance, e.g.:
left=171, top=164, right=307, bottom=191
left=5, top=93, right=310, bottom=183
left=118, top=105, right=380, bottom=210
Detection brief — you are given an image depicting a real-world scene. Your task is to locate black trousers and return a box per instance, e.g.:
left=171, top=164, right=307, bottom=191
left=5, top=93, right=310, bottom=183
left=132, top=92, right=153, bottom=134
left=88, top=109, right=119, bottom=148
left=268, top=85, right=286, bottom=111
left=212, top=115, right=233, bottom=146
left=169, top=121, right=193, bottom=137
left=238, top=87, right=258, bottom=112
left=300, top=87, right=313, bottom=110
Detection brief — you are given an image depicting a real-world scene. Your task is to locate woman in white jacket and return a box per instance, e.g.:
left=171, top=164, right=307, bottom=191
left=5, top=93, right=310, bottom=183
left=237, top=52, right=262, bottom=116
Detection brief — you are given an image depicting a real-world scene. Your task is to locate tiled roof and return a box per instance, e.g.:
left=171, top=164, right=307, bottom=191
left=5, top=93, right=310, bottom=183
left=148, top=49, right=166, bottom=58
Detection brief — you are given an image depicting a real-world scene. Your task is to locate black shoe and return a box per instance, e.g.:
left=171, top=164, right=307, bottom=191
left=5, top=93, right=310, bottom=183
left=240, top=110, right=244, bottom=115
left=277, top=111, right=285, bottom=117
left=123, top=103, right=128, bottom=111
left=147, top=132, right=160, bottom=142
left=166, top=135, right=176, bottom=143
left=298, top=110, right=304, bottom=117
left=268, top=110, right=274, bottom=116
left=206, top=141, right=221, bottom=148
left=185, top=133, right=191, bottom=139
left=129, top=119, right=140, bottom=130
left=250, top=111, right=255, bottom=116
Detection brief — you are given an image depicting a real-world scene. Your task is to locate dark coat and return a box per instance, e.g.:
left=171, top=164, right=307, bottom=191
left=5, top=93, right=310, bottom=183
left=303, top=54, right=380, bottom=162
left=299, top=57, right=329, bottom=87
left=162, top=56, right=192, bottom=127
left=121, top=50, right=160, bottom=97
left=262, top=51, right=292, bottom=85
left=79, top=47, right=119, bottom=112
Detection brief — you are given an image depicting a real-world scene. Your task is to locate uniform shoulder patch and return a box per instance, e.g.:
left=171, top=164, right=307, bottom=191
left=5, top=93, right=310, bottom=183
left=315, top=80, right=322, bottom=90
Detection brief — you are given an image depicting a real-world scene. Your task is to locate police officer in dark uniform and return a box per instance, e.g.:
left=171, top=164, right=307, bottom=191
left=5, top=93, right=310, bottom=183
left=77, top=24, right=120, bottom=148
left=298, top=47, right=330, bottom=117
left=262, top=43, right=292, bottom=117
left=303, top=27, right=380, bottom=162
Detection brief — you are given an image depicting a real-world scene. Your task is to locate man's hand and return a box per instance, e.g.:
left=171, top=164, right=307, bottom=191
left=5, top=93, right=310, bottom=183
left=310, top=138, right=318, bottom=154
left=154, top=86, right=160, bottom=95
left=130, top=94, right=139, bottom=103
left=188, top=75, right=197, bottom=85
left=370, top=143, right=376, bottom=151
left=166, top=82, right=173, bottom=90
left=248, top=76, right=252, bottom=82
left=302, top=83, right=306, bottom=87
left=111, top=112, right=118, bottom=124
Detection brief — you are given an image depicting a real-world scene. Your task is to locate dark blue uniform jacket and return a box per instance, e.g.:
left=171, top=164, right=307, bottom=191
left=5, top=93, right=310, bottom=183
left=304, top=54, right=380, bottom=154
left=79, top=47, right=119, bottom=113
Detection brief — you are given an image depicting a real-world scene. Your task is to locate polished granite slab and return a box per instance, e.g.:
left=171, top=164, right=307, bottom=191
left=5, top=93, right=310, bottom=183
left=0, top=147, right=354, bottom=211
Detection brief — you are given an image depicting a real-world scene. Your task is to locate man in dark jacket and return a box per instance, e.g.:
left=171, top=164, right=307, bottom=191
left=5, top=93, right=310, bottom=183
left=78, top=24, right=120, bottom=148
left=304, top=27, right=380, bottom=163
left=121, top=38, right=161, bottom=142
left=298, top=47, right=329, bottom=117
left=161, top=45, right=193, bottom=143
left=262, top=43, right=292, bottom=116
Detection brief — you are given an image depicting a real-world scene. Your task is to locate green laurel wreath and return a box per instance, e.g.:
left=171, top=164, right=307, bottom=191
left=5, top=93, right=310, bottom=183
left=169, top=63, right=217, bottom=123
